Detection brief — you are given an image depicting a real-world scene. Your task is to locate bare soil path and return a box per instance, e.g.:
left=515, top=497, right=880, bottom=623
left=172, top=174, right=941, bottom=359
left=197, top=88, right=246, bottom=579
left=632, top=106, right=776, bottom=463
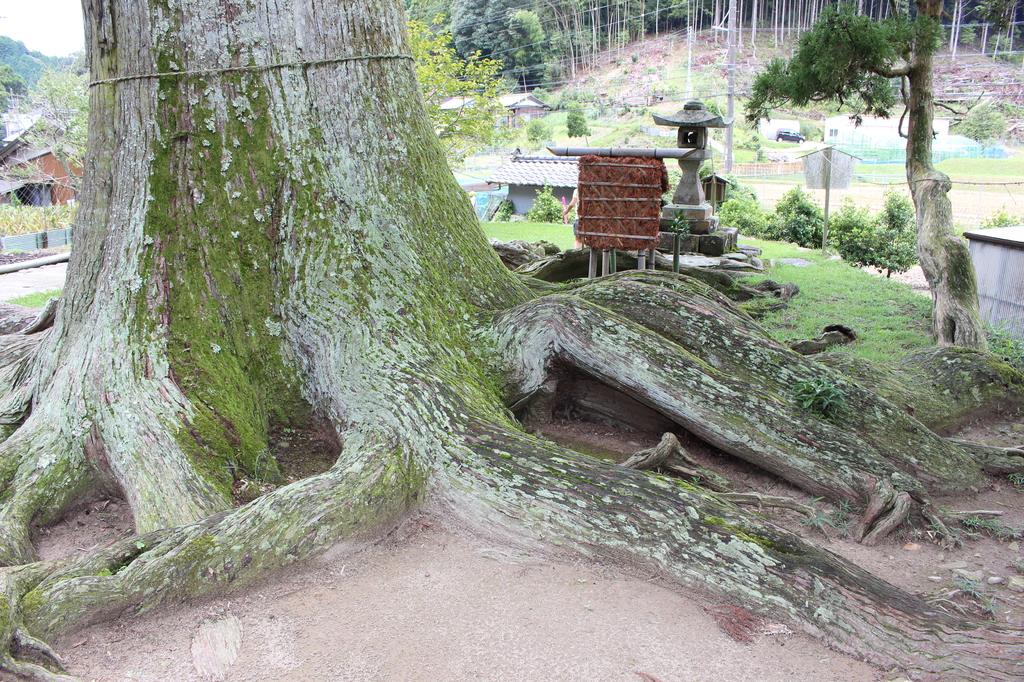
left=58, top=519, right=878, bottom=681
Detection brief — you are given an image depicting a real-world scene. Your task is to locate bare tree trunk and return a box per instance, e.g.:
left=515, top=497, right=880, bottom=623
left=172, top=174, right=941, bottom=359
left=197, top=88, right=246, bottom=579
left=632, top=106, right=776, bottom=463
left=909, top=0, right=988, bottom=348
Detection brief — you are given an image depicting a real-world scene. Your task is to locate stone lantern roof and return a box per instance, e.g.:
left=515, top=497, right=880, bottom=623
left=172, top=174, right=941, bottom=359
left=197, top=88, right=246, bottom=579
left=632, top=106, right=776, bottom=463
left=653, top=100, right=732, bottom=129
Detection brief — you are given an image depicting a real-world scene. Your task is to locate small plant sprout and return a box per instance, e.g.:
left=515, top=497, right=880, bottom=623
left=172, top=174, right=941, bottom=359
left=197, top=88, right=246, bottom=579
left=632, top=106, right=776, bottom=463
left=793, top=378, right=847, bottom=418
left=1008, top=472, right=1024, bottom=488
left=954, top=575, right=983, bottom=600
left=979, top=596, right=999, bottom=620
left=959, top=515, right=1019, bottom=541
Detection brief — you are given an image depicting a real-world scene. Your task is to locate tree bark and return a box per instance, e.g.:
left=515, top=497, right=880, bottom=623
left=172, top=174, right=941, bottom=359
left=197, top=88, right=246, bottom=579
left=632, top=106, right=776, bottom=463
left=0, top=1, right=1021, bottom=680
left=908, top=0, right=988, bottom=348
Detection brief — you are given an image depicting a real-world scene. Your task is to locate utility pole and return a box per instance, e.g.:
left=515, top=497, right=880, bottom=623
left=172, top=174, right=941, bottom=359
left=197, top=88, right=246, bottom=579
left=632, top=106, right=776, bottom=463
left=821, top=146, right=833, bottom=253
left=725, top=0, right=737, bottom=172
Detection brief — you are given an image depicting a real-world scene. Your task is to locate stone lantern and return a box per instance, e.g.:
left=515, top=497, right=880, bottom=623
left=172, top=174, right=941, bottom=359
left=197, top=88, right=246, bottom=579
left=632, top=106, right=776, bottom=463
left=653, top=100, right=731, bottom=235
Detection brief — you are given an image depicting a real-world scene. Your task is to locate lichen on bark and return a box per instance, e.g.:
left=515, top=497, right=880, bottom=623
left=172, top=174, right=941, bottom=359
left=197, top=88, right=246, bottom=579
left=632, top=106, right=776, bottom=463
left=0, top=1, right=1021, bottom=680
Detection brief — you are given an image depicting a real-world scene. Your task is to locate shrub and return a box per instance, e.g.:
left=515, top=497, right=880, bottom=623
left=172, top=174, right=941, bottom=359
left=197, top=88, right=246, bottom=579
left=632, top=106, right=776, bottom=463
left=988, top=325, right=1024, bottom=373
left=525, top=118, right=551, bottom=147
left=954, top=102, right=1007, bottom=144
left=526, top=185, right=563, bottom=222
left=981, top=209, right=1022, bottom=229
left=493, top=199, right=514, bottom=222
left=719, top=196, right=770, bottom=238
left=799, top=120, right=823, bottom=141
left=830, top=192, right=917, bottom=276
left=769, top=187, right=824, bottom=248
left=566, top=105, right=590, bottom=138
left=828, top=199, right=876, bottom=253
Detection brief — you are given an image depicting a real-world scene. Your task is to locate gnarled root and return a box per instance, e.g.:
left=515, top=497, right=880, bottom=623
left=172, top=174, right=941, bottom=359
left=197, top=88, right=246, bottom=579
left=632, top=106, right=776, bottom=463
left=0, top=431, right=422, bottom=680
left=623, top=432, right=731, bottom=491
left=0, top=300, right=57, bottom=336
left=445, top=421, right=1024, bottom=681
left=491, top=274, right=989, bottom=543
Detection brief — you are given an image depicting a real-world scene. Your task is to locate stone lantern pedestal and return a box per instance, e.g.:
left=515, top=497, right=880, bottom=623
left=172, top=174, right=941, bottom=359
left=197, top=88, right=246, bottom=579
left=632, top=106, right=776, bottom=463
left=654, top=101, right=737, bottom=256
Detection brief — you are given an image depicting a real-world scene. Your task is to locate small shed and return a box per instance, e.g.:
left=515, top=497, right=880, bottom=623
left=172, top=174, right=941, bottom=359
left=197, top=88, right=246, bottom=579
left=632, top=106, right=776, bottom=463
left=498, top=93, right=551, bottom=126
left=486, top=153, right=578, bottom=214
left=964, top=226, right=1024, bottom=338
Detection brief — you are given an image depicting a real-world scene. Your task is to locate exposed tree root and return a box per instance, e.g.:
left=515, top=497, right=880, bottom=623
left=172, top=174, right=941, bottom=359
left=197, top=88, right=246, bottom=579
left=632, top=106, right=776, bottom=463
left=623, top=432, right=731, bottom=492
left=0, top=301, right=57, bottom=336
left=0, top=335, right=46, bottom=429
left=445, top=421, right=1024, bottom=680
left=490, top=281, right=986, bottom=543
left=947, top=438, right=1024, bottom=475
left=0, top=432, right=421, bottom=680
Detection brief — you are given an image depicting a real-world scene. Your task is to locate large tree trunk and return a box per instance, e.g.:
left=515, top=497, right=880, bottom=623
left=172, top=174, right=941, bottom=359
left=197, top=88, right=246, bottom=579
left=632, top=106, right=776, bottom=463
left=0, top=1, right=1021, bottom=679
left=907, top=0, right=988, bottom=349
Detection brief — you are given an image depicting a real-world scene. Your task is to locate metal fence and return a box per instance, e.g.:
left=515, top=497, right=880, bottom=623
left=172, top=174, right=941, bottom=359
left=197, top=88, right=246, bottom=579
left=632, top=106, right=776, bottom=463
left=0, top=227, right=73, bottom=251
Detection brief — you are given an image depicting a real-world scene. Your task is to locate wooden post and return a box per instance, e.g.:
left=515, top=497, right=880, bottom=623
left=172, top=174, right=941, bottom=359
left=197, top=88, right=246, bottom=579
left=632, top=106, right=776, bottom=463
left=601, top=249, right=610, bottom=276
left=610, top=249, right=617, bottom=274
left=647, top=247, right=656, bottom=270
left=822, top=146, right=832, bottom=253
left=673, top=233, right=681, bottom=272
left=637, top=249, right=647, bottom=270
left=588, top=248, right=598, bottom=278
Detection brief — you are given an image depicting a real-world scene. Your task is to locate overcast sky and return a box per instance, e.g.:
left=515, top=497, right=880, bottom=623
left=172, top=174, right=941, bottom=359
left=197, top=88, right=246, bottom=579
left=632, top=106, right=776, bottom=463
left=0, top=0, right=84, bottom=57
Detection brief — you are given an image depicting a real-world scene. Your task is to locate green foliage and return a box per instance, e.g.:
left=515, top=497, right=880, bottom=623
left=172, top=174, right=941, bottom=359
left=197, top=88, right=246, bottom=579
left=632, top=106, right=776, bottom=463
left=954, top=102, right=1007, bottom=144
left=0, top=36, right=72, bottom=87
left=981, top=210, right=1022, bottom=228
left=987, top=325, right=1024, bottom=372
left=769, top=187, right=824, bottom=248
left=566, top=105, right=590, bottom=138
left=0, top=64, right=26, bottom=111
left=10, top=69, right=90, bottom=192
left=718, top=196, right=770, bottom=237
left=525, top=117, right=552, bottom=147
left=799, top=120, right=823, bottom=141
left=526, top=185, right=563, bottom=222
left=493, top=199, right=515, bottom=222
left=954, top=574, right=983, bottom=599
left=960, top=515, right=1019, bottom=540
left=747, top=6, right=932, bottom=125
left=409, top=20, right=504, bottom=162
left=830, top=192, right=917, bottom=275
left=793, top=378, right=847, bottom=417
left=0, top=203, right=76, bottom=236
left=450, top=0, right=548, bottom=85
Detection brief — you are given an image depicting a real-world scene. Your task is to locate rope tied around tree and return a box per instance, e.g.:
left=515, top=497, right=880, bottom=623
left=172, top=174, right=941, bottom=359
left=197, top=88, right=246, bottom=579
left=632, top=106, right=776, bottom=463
left=87, top=53, right=414, bottom=87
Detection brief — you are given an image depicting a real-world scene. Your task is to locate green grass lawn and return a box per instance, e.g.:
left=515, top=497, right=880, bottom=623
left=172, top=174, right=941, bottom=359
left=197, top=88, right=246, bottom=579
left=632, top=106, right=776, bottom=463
left=7, top=290, right=61, bottom=308
left=482, top=222, right=932, bottom=364
left=740, top=239, right=933, bottom=364
left=482, top=221, right=577, bottom=250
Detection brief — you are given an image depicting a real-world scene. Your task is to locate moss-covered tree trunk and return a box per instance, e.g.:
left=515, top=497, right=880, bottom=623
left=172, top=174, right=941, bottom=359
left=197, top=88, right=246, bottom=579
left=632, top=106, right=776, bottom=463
left=908, top=0, right=988, bottom=348
left=0, top=1, right=1021, bottom=680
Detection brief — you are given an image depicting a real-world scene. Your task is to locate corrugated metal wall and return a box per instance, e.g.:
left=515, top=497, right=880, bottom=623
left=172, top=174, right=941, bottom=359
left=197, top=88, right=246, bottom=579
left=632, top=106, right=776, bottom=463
left=966, top=230, right=1024, bottom=339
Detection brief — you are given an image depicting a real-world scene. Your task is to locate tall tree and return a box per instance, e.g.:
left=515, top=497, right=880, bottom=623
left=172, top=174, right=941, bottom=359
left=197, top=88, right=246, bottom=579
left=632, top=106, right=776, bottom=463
left=747, top=4, right=988, bottom=348
left=0, top=1, right=1022, bottom=678
left=408, top=19, right=505, bottom=162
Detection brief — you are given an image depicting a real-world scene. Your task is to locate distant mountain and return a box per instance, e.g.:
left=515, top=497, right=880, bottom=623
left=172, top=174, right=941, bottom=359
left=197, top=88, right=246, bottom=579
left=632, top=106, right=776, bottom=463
left=0, top=36, right=74, bottom=86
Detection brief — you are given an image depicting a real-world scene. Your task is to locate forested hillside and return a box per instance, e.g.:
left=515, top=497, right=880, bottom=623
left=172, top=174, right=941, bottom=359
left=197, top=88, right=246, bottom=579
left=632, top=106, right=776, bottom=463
left=0, top=36, right=71, bottom=87
left=407, top=0, right=1024, bottom=89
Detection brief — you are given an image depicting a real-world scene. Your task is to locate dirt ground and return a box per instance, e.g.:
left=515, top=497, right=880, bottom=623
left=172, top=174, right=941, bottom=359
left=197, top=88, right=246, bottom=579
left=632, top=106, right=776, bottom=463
left=55, top=519, right=879, bottom=682
left=36, top=415, right=1023, bottom=682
